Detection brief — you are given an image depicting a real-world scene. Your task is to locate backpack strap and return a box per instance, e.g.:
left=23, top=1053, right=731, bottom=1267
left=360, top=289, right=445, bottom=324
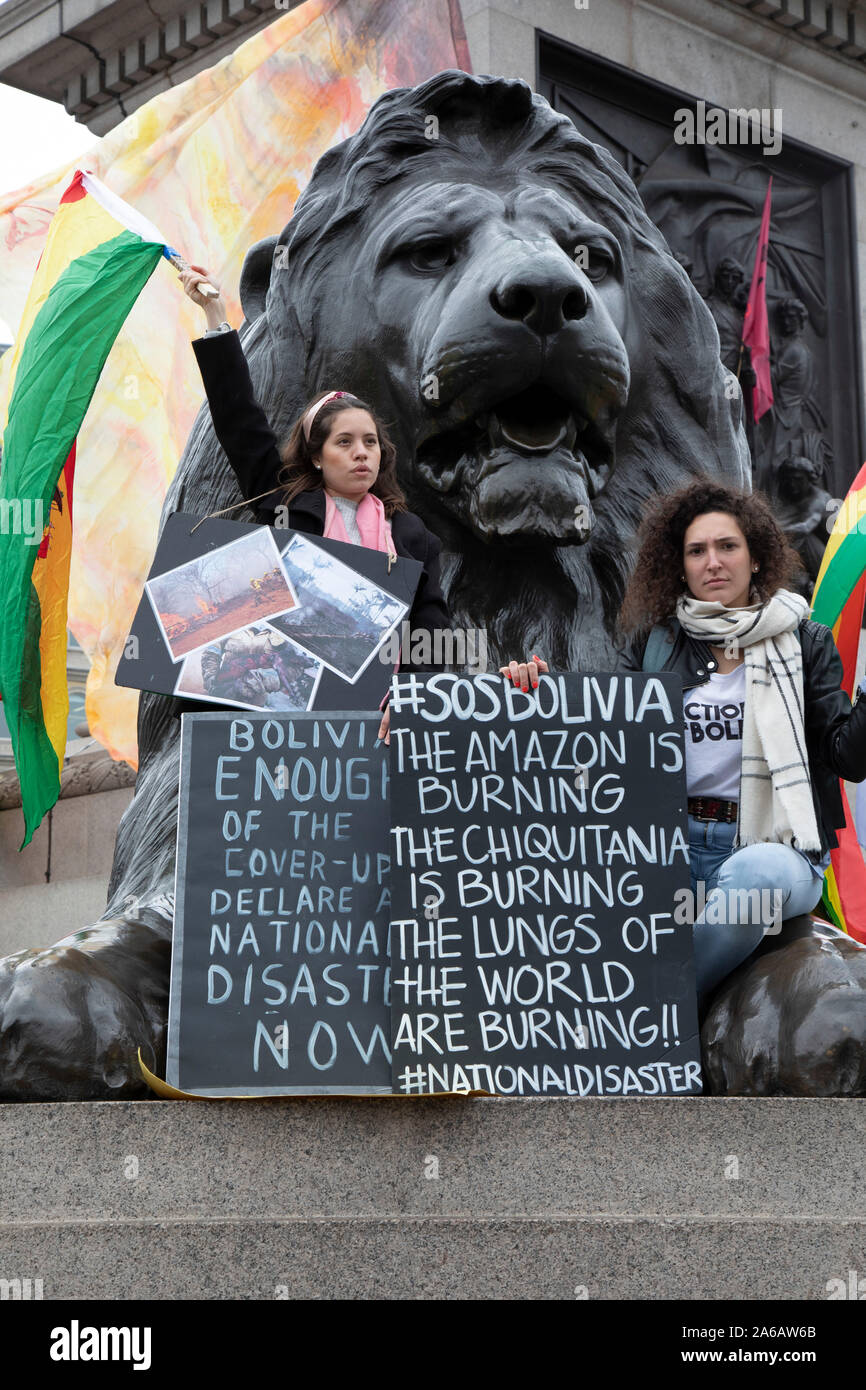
left=641, top=624, right=672, bottom=672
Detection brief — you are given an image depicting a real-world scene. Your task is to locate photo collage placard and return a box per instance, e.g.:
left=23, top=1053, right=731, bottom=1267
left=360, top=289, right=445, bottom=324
left=139, top=523, right=411, bottom=715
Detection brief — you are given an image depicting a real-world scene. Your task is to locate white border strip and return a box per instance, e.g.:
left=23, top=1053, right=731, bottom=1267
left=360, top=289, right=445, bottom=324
left=80, top=169, right=169, bottom=249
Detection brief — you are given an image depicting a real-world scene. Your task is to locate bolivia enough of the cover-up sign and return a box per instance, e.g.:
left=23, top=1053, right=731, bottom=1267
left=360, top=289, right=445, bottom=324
left=167, top=712, right=392, bottom=1094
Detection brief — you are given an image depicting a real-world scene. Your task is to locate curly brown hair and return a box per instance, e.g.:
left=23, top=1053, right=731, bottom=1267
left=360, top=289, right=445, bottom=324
left=619, top=478, right=802, bottom=632
left=276, top=391, right=407, bottom=518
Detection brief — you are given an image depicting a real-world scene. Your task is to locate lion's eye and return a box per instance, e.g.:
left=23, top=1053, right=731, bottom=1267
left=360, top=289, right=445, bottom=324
left=581, top=247, right=613, bottom=283
left=407, top=240, right=455, bottom=272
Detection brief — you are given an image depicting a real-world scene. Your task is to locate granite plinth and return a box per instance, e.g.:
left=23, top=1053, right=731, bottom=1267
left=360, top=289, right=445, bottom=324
left=1, top=1097, right=862, bottom=1299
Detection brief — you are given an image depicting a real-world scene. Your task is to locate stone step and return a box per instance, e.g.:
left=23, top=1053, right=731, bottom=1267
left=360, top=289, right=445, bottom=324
left=0, top=1097, right=863, bottom=1299
left=2, top=1215, right=863, bottom=1300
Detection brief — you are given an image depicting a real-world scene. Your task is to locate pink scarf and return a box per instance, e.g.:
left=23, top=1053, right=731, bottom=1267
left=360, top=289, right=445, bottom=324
left=323, top=490, right=396, bottom=559
left=323, top=490, right=400, bottom=708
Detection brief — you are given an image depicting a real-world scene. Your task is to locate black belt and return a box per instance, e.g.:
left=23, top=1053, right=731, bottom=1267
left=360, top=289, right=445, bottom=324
left=688, top=796, right=738, bottom=824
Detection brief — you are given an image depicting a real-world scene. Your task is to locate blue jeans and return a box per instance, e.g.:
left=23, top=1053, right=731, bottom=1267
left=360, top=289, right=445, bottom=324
left=687, top=815, right=823, bottom=1002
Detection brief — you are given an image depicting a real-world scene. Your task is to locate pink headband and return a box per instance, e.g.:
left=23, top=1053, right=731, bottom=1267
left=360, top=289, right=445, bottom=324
left=302, top=390, right=347, bottom=443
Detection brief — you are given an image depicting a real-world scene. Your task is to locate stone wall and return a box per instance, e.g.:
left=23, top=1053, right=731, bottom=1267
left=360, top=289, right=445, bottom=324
left=0, top=751, right=134, bottom=956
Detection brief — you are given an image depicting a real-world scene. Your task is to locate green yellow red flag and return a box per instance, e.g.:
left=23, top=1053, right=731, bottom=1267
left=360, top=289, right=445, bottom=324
left=0, top=170, right=168, bottom=846
left=810, top=460, right=866, bottom=943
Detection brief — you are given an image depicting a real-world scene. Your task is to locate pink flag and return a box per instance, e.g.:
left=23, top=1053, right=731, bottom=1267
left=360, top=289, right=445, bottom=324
left=741, top=178, right=774, bottom=421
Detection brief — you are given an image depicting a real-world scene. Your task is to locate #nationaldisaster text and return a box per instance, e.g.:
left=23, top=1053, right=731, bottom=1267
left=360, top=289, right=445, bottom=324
left=396, top=1060, right=703, bottom=1095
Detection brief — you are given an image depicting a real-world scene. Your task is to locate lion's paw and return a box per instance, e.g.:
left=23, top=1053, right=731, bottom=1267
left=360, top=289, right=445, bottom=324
left=0, top=917, right=171, bottom=1101
left=701, top=926, right=866, bottom=1096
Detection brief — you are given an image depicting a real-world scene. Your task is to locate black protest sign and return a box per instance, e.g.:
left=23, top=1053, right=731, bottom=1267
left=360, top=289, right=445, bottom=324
left=388, top=672, right=702, bottom=1098
left=167, top=711, right=392, bottom=1094
left=117, top=513, right=421, bottom=715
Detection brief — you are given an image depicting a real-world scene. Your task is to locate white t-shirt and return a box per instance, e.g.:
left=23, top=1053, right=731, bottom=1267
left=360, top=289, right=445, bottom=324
left=683, top=662, right=832, bottom=881
left=332, top=494, right=361, bottom=544
left=683, top=665, right=745, bottom=800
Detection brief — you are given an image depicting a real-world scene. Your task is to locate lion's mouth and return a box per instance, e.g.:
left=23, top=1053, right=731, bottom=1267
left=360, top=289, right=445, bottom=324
left=415, top=384, right=614, bottom=543
left=484, top=388, right=611, bottom=495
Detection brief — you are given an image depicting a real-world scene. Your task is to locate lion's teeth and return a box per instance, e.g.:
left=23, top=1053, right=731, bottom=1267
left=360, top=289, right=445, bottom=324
left=498, top=416, right=568, bottom=452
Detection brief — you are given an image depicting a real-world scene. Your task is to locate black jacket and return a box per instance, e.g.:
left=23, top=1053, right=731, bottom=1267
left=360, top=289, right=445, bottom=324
left=620, top=619, right=866, bottom=853
left=191, top=329, right=450, bottom=670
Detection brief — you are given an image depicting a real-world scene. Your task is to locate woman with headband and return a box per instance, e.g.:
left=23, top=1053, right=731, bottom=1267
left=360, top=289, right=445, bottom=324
left=182, top=265, right=451, bottom=741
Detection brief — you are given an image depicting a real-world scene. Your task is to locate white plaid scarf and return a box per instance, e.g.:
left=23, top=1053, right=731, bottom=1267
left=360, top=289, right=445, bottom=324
left=675, top=589, right=821, bottom=851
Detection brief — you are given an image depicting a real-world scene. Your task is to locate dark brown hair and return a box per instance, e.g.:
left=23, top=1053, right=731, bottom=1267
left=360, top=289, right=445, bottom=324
left=619, top=478, right=802, bottom=632
left=276, top=391, right=407, bottom=517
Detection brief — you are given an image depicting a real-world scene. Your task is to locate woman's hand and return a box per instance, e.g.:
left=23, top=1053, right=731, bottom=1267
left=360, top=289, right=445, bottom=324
left=378, top=704, right=391, bottom=745
left=179, top=263, right=228, bottom=329
left=499, top=654, right=549, bottom=691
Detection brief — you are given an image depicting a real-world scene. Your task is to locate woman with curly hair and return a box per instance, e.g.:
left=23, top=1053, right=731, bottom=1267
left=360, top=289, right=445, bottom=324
left=505, top=479, right=866, bottom=1005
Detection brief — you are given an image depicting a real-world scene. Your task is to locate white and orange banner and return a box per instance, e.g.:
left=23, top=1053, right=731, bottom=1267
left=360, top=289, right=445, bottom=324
left=0, top=0, right=470, bottom=765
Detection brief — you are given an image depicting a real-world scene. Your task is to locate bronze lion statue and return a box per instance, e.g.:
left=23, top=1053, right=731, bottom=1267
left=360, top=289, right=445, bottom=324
left=1, top=70, right=861, bottom=1099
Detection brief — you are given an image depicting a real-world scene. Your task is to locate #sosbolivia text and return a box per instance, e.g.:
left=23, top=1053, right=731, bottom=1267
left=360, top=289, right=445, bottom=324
left=389, top=672, right=675, bottom=723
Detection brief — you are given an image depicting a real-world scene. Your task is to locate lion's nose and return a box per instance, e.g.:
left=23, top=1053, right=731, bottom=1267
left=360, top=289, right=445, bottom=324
left=490, top=268, right=588, bottom=334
